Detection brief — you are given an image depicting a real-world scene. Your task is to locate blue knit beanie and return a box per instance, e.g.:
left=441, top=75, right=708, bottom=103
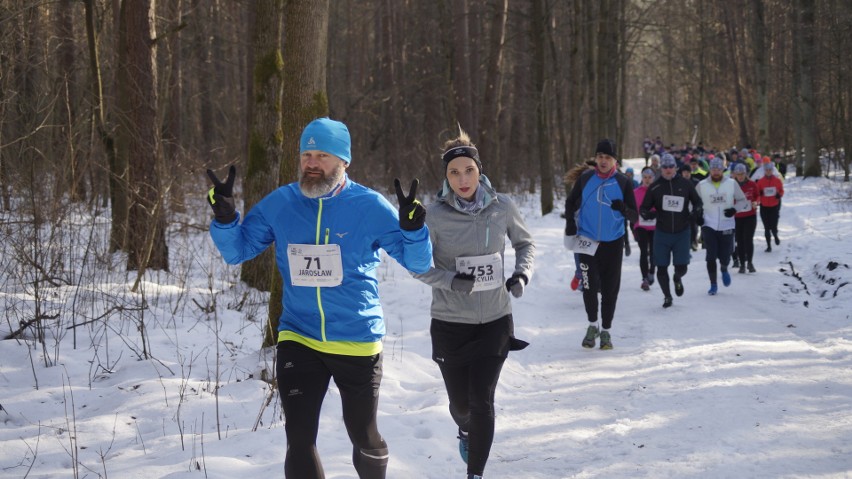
left=300, top=118, right=352, bottom=164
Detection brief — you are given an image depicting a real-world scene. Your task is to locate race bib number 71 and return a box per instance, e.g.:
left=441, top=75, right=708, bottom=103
left=288, top=244, right=344, bottom=287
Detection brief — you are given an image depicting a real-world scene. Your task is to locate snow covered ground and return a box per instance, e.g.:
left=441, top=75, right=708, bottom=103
left=1, top=161, right=851, bottom=478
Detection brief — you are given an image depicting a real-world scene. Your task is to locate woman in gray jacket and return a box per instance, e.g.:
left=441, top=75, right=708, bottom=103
left=413, top=128, right=535, bottom=479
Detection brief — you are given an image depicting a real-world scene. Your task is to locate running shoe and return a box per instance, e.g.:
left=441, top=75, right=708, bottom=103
left=641, top=279, right=650, bottom=291
left=663, top=296, right=673, bottom=308
left=582, top=325, right=599, bottom=349
left=708, top=283, right=718, bottom=295
left=721, top=270, right=731, bottom=287
left=747, top=262, right=756, bottom=273
left=570, top=275, right=581, bottom=291
left=674, top=278, right=684, bottom=297
left=458, top=428, right=469, bottom=464
left=599, top=330, right=613, bottom=350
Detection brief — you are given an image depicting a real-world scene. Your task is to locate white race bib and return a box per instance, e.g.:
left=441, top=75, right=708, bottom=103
left=573, top=235, right=600, bottom=255
left=287, top=244, right=344, bottom=287
left=763, top=186, right=777, bottom=197
left=662, top=195, right=685, bottom=212
left=456, top=253, right=503, bottom=292
left=709, top=193, right=727, bottom=205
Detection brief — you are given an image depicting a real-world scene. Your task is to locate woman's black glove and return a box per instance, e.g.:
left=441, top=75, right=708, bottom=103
left=610, top=199, right=626, bottom=213
left=505, top=273, right=528, bottom=298
left=451, top=273, right=476, bottom=294
left=206, top=166, right=237, bottom=223
left=724, top=207, right=737, bottom=218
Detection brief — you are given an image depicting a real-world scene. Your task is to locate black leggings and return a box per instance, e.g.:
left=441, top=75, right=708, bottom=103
left=579, top=238, right=624, bottom=329
left=735, top=215, right=757, bottom=264
left=276, top=341, right=387, bottom=479
left=431, top=316, right=514, bottom=476
left=438, top=357, right=505, bottom=476
left=657, top=264, right=688, bottom=299
left=634, top=228, right=655, bottom=279
left=760, top=205, right=780, bottom=244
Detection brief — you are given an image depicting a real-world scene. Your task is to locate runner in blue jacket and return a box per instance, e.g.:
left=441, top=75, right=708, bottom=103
left=207, top=118, right=432, bottom=479
left=564, top=139, right=638, bottom=350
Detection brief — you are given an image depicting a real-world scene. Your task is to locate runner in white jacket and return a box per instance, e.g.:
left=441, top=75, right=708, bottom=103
left=696, top=157, right=750, bottom=295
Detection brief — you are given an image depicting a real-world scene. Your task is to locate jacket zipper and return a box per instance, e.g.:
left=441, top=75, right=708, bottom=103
left=316, top=199, right=327, bottom=342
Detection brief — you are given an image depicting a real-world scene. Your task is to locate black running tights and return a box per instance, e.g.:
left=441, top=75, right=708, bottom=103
left=277, top=341, right=387, bottom=479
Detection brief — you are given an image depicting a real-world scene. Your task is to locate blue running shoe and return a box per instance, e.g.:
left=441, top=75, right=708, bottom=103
left=708, top=283, right=718, bottom=295
left=721, top=270, right=731, bottom=287
left=458, top=429, right=469, bottom=464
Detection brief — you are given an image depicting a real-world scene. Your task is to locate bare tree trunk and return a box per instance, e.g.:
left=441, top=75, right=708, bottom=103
left=240, top=0, right=284, bottom=293
left=56, top=0, right=85, bottom=203
left=798, top=0, right=820, bottom=177
left=531, top=0, right=552, bottom=214
left=264, top=0, right=330, bottom=348
left=790, top=4, right=804, bottom=175
left=452, top=0, right=475, bottom=130
left=162, top=0, right=184, bottom=209
left=595, top=0, right=619, bottom=140
left=477, top=0, right=508, bottom=177
left=751, top=0, right=769, bottom=150
left=84, top=0, right=124, bottom=251
left=117, top=0, right=168, bottom=272
left=722, top=2, right=750, bottom=148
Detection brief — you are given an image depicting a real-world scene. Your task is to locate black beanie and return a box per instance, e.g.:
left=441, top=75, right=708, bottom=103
left=595, top=139, right=617, bottom=158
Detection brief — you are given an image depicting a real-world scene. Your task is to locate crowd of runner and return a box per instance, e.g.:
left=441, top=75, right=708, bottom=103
left=564, top=137, right=787, bottom=351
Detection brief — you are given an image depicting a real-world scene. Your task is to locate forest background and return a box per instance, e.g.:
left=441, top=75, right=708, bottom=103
left=1, top=0, right=851, bottom=344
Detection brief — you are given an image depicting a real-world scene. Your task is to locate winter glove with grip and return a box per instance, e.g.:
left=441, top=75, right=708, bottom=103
left=505, top=273, right=528, bottom=298
left=451, top=273, right=476, bottom=294
left=394, top=178, right=426, bottom=231
left=206, top=165, right=237, bottom=224
left=723, top=207, right=737, bottom=218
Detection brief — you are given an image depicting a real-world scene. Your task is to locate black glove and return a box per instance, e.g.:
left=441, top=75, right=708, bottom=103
left=505, top=273, right=528, bottom=298
left=724, top=207, right=737, bottom=218
left=451, top=273, right=476, bottom=294
left=610, top=199, right=626, bottom=213
left=206, top=166, right=237, bottom=223
left=693, top=208, right=704, bottom=226
left=565, top=221, right=577, bottom=236
left=775, top=193, right=781, bottom=199
left=394, top=178, right=426, bottom=231
left=640, top=209, right=656, bottom=221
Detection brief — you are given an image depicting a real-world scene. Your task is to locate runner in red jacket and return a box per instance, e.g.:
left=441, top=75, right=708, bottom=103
left=756, top=161, right=784, bottom=252
left=732, top=164, right=759, bottom=272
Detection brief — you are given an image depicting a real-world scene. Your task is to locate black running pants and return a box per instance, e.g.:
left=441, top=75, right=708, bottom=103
left=579, top=238, right=624, bottom=329
left=276, top=341, right=387, bottom=479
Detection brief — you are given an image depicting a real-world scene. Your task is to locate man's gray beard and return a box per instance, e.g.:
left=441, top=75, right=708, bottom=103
left=299, top=165, right=345, bottom=198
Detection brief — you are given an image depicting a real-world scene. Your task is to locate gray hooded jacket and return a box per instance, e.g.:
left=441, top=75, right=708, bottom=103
left=413, top=176, right=535, bottom=324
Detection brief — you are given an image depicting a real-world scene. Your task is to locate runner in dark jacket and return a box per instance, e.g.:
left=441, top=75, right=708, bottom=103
left=639, top=154, right=703, bottom=308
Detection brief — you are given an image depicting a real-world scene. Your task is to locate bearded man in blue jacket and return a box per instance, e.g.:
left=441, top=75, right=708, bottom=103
left=207, top=117, right=432, bottom=479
